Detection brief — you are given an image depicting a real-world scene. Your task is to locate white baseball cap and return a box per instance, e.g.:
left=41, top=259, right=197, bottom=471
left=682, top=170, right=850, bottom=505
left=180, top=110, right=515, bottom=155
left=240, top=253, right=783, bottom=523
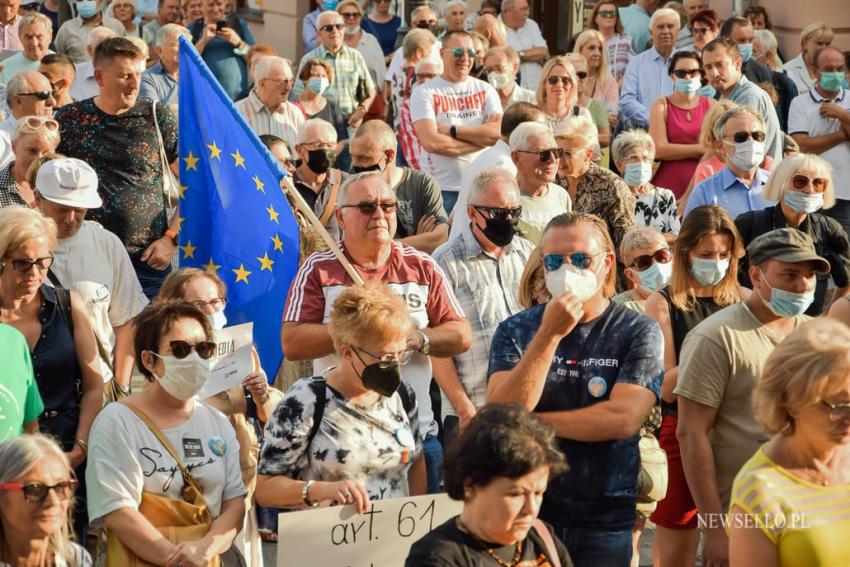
left=36, top=158, right=102, bottom=209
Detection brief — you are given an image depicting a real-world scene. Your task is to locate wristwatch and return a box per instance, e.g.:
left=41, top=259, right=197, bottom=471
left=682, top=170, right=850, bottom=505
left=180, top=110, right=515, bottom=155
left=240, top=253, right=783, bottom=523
left=449, top=125, right=458, bottom=139
left=164, top=228, right=178, bottom=244
left=417, top=330, right=431, bottom=355
left=302, top=480, right=319, bottom=507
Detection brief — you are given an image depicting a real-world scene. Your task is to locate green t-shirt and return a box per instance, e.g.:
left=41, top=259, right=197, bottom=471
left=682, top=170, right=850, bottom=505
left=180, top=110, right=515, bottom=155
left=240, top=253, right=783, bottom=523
left=0, top=323, right=43, bottom=441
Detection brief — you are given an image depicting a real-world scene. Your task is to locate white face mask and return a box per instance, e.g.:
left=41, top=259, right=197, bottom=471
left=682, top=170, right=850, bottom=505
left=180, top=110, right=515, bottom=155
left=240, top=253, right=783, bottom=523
left=150, top=351, right=212, bottom=400
left=725, top=139, right=765, bottom=171
left=344, top=24, right=360, bottom=35
left=544, top=262, right=601, bottom=303
left=487, top=71, right=512, bottom=90
left=209, top=310, right=227, bottom=331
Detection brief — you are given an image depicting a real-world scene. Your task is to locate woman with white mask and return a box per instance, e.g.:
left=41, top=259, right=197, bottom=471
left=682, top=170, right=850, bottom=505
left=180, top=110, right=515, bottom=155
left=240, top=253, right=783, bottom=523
left=737, top=153, right=850, bottom=317
left=644, top=204, right=746, bottom=567
left=86, top=300, right=246, bottom=566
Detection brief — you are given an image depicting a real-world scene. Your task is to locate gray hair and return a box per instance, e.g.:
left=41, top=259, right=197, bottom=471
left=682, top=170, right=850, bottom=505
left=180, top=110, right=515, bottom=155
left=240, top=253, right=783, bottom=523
left=6, top=73, right=35, bottom=107
left=650, top=7, right=681, bottom=28
left=443, top=0, right=467, bottom=16
left=352, top=119, right=397, bottom=152
left=508, top=122, right=553, bottom=151
left=254, top=56, right=292, bottom=81
left=468, top=165, right=520, bottom=205
left=295, top=118, right=338, bottom=146
left=402, top=28, right=437, bottom=62
left=19, top=12, right=53, bottom=35
left=501, top=0, right=516, bottom=11
left=712, top=106, right=765, bottom=141
left=612, top=129, right=656, bottom=165
left=337, top=171, right=388, bottom=206
left=156, top=22, right=191, bottom=47
left=411, top=4, right=436, bottom=23
left=317, top=9, right=343, bottom=27
left=86, top=25, right=118, bottom=48
left=415, top=56, right=443, bottom=74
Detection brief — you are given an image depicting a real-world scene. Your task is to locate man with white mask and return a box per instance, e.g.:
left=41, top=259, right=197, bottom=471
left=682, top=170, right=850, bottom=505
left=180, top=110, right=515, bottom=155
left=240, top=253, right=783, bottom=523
left=483, top=45, right=535, bottom=109
left=487, top=211, right=663, bottom=565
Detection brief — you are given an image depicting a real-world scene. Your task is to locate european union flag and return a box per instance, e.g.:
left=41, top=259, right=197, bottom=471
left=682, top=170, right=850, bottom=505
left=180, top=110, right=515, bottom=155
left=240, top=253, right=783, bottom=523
left=177, top=36, right=299, bottom=377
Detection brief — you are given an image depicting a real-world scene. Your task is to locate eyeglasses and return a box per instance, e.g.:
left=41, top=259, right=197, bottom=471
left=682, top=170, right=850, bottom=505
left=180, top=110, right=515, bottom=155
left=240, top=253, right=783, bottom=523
left=631, top=248, right=672, bottom=271
left=691, top=26, right=712, bottom=36
left=820, top=400, right=850, bottom=422
left=415, top=72, right=437, bottom=81
left=339, top=11, right=360, bottom=19
left=444, top=47, right=477, bottom=58
left=0, top=480, right=78, bottom=505
left=24, top=116, right=59, bottom=130
left=167, top=339, right=217, bottom=360
left=543, top=251, right=603, bottom=272
left=575, top=71, right=588, bottom=80
left=17, top=91, right=52, bottom=101
left=472, top=204, right=522, bottom=221
left=1, top=255, right=54, bottom=273
left=352, top=345, right=414, bottom=369
left=673, top=68, right=701, bottom=79
left=416, top=20, right=437, bottom=27
left=598, top=9, right=617, bottom=18
left=320, top=23, right=345, bottom=32
left=728, top=130, right=766, bottom=143
left=516, top=148, right=564, bottom=162
left=189, top=297, right=227, bottom=310
left=791, top=175, right=829, bottom=192
left=339, top=201, right=398, bottom=215
left=547, top=75, right=573, bottom=86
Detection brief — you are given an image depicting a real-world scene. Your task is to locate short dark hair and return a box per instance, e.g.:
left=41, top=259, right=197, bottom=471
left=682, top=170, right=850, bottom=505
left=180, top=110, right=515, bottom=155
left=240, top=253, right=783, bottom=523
left=93, top=37, right=145, bottom=69
left=40, top=53, right=76, bottom=78
left=443, top=404, right=567, bottom=500
left=743, top=5, right=771, bottom=30
left=501, top=101, right=545, bottom=138
left=133, top=300, right=213, bottom=380
left=668, top=50, right=703, bottom=76
left=689, top=8, right=718, bottom=30
left=720, top=15, right=751, bottom=38
left=259, top=134, right=287, bottom=151
left=703, top=36, right=740, bottom=61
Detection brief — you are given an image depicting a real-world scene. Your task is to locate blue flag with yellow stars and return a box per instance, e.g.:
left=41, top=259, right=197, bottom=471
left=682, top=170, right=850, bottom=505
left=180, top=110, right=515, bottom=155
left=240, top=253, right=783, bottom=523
left=177, top=35, right=299, bottom=377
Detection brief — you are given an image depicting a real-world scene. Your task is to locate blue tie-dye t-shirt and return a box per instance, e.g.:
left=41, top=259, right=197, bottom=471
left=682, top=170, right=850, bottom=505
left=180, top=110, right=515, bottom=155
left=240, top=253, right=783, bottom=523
left=488, top=301, right=663, bottom=532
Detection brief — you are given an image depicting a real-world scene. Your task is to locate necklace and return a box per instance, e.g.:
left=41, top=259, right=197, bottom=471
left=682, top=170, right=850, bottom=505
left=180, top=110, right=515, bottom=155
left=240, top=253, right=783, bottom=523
left=456, top=517, right=524, bottom=567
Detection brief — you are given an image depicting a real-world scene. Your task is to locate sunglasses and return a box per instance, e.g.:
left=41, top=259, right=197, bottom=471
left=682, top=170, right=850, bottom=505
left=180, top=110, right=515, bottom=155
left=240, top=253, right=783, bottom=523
left=821, top=399, right=850, bottom=422
left=547, top=75, right=573, bottom=86
left=445, top=47, right=477, bottom=58
left=576, top=71, right=588, bottom=80
left=25, top=116, right=59, bottom=130
left=320, top=23, right=345, bottom=32
left=1, top=255, right=54, bottom=273
left=339, top=11, right=360, bottom=18
left=673, top=68, right=701, bottom=79
left=353, top=345, right=414, bottom=369
left=189, top=297, right=227, bottom=310
left=472, top=204, right=522, bottom=221
left=691, top=26, right=712, bottom=36
left=631, top=248, right=672, bottom=271
left=727, top=130, right=766, bottom=143
left=415, top=73, right=436, bottom=81
left=543, top=251, right=602, bottom=272
left=0, top=480, right=77, bottom=504
left=791, top=175, right=828, bottom=192
left=167, top=339, right=217, bottom=360
left=516, top=148, right=564, bottom=162
left=598, top=10, right=617, bottom=18
left=18, top=91, right=52, bottom=101
left=339, top=201, right=398, bottom=215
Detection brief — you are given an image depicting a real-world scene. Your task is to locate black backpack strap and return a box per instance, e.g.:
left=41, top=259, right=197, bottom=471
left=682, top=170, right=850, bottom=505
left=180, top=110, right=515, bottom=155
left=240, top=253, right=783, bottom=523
left=46, top=268, right=63, bottom=288
left=398, top=382, right=413, bottom=415
left=306, top=376, right=328, bottom=451
left=53, top=286, right=74, bottom=338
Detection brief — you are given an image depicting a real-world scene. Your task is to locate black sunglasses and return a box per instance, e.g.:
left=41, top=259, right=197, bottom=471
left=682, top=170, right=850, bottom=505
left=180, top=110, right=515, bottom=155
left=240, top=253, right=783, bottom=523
left=168, top=339, right=217, bottom=360
left=1, top=255, right=54, bottom=273
left=672, top=68, right=701, bottom=79
left=729, top=130, right=766, bottom=143
left=691, top=26, right=712, bottom=36
left=597, top=10, right=617, bottom=18
left=632, top=248, right=672, bottom=271
left=339, top=11, right=360, bottom=19
left=0, top=480, right=78, bottom=504
left=320, top=23, right=345, bottom=32
left=547, top=75, right=573, bottom=86
left=340, top=201, right=398, bottom=215
left=472, top=204, right=522, bottom=221
left=791, top=175, right=829, bottom=192
left=18, top=91, right=52, bottom=101
left=543, top=251, right=602, bottom=272
left=575, top=71, right=588, bottom=80
left=516, top=148, right=564, bottom=162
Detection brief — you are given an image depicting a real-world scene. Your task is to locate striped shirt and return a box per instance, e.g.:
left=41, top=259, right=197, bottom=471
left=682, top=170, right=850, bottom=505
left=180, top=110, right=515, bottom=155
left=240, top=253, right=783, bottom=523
left=234, top=91, right=305, bottom=151
left=605, top=32, right=634, bottom=84
left=432, top=228, right=534, bottom=415
left=292, top=44, right=376, bottom=119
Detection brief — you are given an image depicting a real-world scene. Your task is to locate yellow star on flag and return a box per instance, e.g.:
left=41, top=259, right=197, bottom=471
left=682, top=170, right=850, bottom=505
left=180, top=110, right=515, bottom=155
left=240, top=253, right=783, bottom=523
left=233, top=263, right=252, bottom=284
left=271, top=233, right=284, bottom=252
left=180, top=240, right=197, bottom=259
left=177, top=183, right=188, bottom=199
left=266, top=204, right=280, bottom=224
left=231, top=149, right=246, bottom=169
left=257, top=252, right=274, bottom=272
left=202, top=257, right=220, bottom=275
left=206, top=141, right=222, bottom=161
left=183, top=151, right=199, bottom=171
left=252, top=174, right=265, bottom=193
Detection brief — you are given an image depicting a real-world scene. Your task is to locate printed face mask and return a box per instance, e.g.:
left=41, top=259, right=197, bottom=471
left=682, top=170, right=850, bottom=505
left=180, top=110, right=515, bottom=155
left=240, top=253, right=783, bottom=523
left=757, top=270, right=814, bottom=318
left=544, top=262, right=601, bottom=303
left=689, top=256, right=730, bottom=286
left=150, top=351, right=212, bottom=400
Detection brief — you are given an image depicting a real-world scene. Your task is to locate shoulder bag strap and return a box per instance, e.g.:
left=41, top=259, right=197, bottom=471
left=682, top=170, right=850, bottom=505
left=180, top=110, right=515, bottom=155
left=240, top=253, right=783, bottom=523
left=531, top=518, right=562, bottom=567
left=306, top=376, right=328, bottom=450
left=318, top=170, right=342, bottom=226
left=46, top=268, right=64, bottom=288
left=152, top=100, right=178, bottom=212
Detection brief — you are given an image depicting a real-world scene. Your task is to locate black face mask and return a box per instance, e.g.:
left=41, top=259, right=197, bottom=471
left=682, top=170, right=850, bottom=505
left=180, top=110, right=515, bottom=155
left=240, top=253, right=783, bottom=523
left=351, top=155, right=386, bottom=174
left=305, top=148, right=335, bottom=174
left=476, top=215, right=518, bottom=247
left=352, top=349, right=401, bottom=397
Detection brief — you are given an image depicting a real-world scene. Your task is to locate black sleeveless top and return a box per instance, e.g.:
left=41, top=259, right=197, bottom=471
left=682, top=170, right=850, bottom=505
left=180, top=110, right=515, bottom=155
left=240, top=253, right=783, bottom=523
left=33, top=285, right=81, bottom=447
left=660, top=287, right=725, bottom=416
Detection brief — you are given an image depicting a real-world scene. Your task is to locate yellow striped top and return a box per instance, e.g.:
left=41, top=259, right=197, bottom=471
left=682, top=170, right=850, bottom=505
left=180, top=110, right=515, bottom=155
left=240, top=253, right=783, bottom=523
left=730, top=448, right=850, bottom=566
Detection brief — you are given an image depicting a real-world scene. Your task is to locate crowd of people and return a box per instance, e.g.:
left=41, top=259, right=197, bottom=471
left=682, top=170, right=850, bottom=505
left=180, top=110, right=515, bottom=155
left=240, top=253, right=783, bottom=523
left=1, top=0, right=850, bottom=566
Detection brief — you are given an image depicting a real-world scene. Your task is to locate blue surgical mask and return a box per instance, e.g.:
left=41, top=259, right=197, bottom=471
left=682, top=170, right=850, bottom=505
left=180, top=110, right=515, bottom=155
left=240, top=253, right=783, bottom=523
left=322, top=0, right=338, bottom=9
left=784, top=189, right=824, bottom=214
left=738, top=43, right=753, bottom=63
left=636, top=261, right=673, bottom=293
left=690, top=256, right=729, bottom=286
left=623, top=161, right=653, bottom=187
left=819, top=71, right=849, bottom=92
left=76, top=0, right=98, bottom=18
left=308, top=76, right=329, bottom=95
left=758, top=270, right=814, bottom=318
left=674, top=77, right=701, bottom=95
left=697, top=84, right=716, bottom=98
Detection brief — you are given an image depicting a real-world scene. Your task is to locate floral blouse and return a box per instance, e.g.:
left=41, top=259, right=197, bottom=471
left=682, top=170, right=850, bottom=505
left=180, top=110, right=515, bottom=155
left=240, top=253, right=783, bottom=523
left=634, top=184, right=680, bottom=235
left=563, top=163, right=637, bottom=250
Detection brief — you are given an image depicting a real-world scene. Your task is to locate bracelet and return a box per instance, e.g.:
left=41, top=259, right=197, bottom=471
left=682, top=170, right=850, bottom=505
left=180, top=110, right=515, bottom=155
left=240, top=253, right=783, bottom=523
left=302, top=480, right=319, bottom=507
left=74, top=438, right=88, bottom=453
left=164, top=228, right=178, bottom=244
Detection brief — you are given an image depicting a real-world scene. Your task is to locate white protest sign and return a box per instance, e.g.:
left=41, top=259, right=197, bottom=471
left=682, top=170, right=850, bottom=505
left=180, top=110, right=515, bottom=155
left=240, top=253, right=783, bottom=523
left=196, top=322, right=253, bottom=399
left=277, top=493, right=463, bottom=567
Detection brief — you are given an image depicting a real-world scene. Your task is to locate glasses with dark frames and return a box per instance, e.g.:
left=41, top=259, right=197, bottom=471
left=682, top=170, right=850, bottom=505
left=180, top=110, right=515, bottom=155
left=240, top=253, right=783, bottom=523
left=791, top=175, right=828, bottom=192
left=1, top=255, right=54, bottom=273
left=320, top=23, right=345, bottom=32
left=727, top=130, right=766, bottom=143
left=339, top=201, right=398, bottom=215
left=472, top=205, right=522, bottom=221
left=516, top=148, right=564, bottom=162
left=631, top=248, right=672, bottom=271
left=0, top=480, right=78, bottom=504
left=17, top=91, right=52, bottom=101
left=547, top=75, right=573, bottom=86
left=672, top=68, right=701, bottom=79
left=543, top=251, right=603, bottom=272
left=166, top=339, right=217, bottom=360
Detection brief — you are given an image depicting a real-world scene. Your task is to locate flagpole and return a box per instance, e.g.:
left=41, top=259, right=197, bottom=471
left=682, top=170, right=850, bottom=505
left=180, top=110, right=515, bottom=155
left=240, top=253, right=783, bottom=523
left=281, top=177, right=366, bottom=287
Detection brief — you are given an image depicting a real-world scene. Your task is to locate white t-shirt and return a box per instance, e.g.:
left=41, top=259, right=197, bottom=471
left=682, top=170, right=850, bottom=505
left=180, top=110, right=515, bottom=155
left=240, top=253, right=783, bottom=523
left=503, top=17, right=548, bottom=90
left=409, top=75, right=503, bottom=193
left=49, top=221, right=149, bottom=380
left=86, top=401, right=246, bottom=522
left=518, top=183, right=572, bottom=244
